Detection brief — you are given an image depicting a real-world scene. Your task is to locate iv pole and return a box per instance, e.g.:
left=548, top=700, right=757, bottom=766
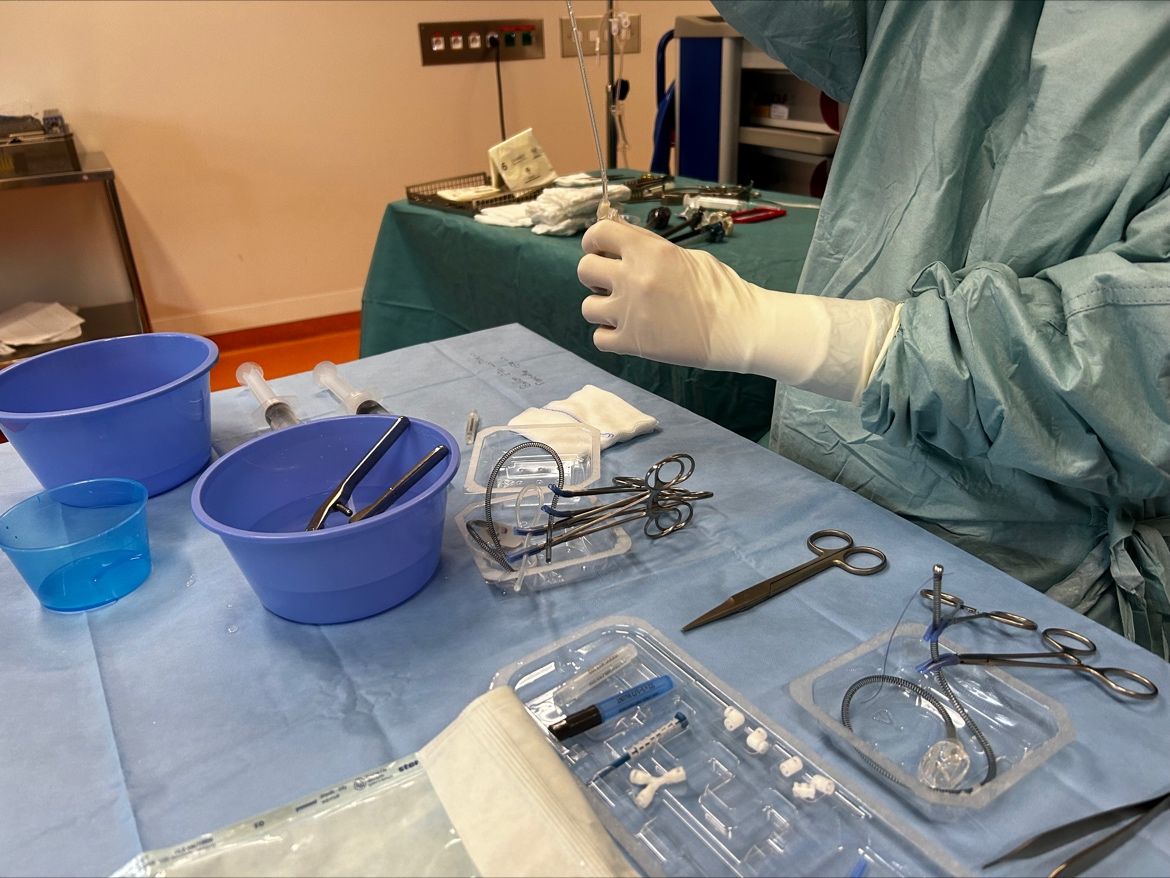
left=605, top=0, right=617, bottom=169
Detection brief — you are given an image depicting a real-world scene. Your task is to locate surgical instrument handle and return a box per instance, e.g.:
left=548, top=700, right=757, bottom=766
left=236, top=361, right=299, bottom=430
left=313, top=360, right=387, bottom=415
left=923, top=627, right=1159, bottom=700
left=349, top=444, right=451, bottom=523
left=760, top=531, right=886, bottom=595
left=305, top=416, right=409, bottom=530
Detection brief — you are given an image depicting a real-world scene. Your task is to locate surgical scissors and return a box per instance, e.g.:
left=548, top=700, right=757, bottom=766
left=682, top=529, right=887, bottom=632
left=919, top=628, right=1159, bottom=700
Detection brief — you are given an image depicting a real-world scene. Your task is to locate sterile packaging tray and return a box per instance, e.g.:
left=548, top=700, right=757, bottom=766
left=789, top=622, right=1075, bottom=817
left=405, top=171, right=548, bottom=216
left=454, top=495, right=630, bottom=594
left=458, top=423, right=620, bottom=593
left=492, top=616, right=962, bottom=877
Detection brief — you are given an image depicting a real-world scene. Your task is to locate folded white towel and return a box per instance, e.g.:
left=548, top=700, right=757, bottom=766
left=474, top=203, right=534, bottom=228
left=509, top=384, right=658, bottom=449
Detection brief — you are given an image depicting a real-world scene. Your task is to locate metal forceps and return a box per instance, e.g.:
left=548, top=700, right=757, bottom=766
left=305, top=417, right=450, bottom=531
left=682, top=529, right=888, bottom=632
left=507, top=453, right=712, bottom=562
left=919, top=628, right=1159, bottom=700
left=919, top=589, right=1038, bottom=640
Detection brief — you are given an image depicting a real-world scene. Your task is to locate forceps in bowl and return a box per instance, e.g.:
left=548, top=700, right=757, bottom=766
left=682, top=529, right=888, bottom=633
left=918, top=627, right=1159, bottom=700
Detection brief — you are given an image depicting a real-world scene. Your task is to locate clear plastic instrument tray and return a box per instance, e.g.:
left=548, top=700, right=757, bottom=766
left=491, top=617, right=962, bottom=877
left=454, top=494, right=631, bottom=594
left=789, top=622, right=1074, bottom=816
left=463, top=424, right=601, bottom=494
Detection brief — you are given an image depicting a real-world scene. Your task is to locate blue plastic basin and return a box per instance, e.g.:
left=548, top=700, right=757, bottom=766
left=191, top=415, right=460, bottom=624
left=0, top=333, right=218, bottom=496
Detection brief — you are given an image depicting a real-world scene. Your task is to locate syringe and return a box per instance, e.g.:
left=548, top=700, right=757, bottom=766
left=236, top=362, right=298, bottom=430
left=313, top=361, right=388, bottom=415
left=590, top=711, right=689, bottom=783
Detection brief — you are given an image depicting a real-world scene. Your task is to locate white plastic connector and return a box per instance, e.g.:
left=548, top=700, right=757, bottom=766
left=811, top=774, right=836, bottom=795
left=722, top=706, right=745, bottom=732
left=779, top=756, right=803, bottom=778
left=792, top=781, right=817, bottom=801
left=745, top=727, right=770, bottom=754
left=631, top=765, right=686, bottom=809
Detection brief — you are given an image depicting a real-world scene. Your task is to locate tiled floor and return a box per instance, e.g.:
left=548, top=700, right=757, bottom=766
left=207, top=313, right=361, bottom=392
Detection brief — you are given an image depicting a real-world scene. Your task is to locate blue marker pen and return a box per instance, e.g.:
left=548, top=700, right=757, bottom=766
left=549, top=675, right=673, bottom=741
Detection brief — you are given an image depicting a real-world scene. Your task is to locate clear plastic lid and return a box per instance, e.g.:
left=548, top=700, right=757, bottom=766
left=463, top=424, right=601, bottom=495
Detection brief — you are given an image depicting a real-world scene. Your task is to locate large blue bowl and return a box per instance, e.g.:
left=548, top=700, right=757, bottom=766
left=0, top=333, right=218, bottom=496
left=191, top=415, right=460, bottom=625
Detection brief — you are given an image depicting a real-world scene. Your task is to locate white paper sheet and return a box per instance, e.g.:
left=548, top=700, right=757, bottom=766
left=0, top=301, right=84, bottom=346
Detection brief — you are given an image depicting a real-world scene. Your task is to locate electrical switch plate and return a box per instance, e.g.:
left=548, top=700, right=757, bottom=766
left=559, top=13, right=641, bottom=57
left=419, top=19, right=544, bottom=66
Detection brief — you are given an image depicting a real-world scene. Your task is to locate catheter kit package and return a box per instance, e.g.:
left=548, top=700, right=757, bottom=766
left=492, top=616, right=965, bottom=877
left=790, top=622, right=1074, bottom=817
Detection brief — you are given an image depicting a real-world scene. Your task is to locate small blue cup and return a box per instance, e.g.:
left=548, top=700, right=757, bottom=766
left=0, top=478, right=152, bottom=612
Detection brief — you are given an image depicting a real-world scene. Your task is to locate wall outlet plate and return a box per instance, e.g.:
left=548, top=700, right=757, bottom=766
left=559, top=13, right=641, bottom=57
left=419, top=19, right=544, bottom=66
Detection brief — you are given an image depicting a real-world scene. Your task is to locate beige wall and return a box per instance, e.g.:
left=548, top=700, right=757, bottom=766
left=0, top=0, right=715, bottom=334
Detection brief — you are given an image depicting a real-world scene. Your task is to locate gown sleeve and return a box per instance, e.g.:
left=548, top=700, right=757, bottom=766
left=712, top=0, right=884, bottom=104
left=862, top=184, right=1170, bottom=502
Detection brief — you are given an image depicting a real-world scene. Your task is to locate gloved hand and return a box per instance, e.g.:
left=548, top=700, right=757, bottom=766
left=578, top=219, right=901, bottom=402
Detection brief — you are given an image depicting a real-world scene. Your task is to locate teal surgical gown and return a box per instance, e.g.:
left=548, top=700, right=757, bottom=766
left=714, top=0, right=1170, bottom=657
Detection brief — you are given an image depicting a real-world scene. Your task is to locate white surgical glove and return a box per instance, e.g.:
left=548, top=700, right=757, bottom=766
left=578, top=220, right=901, bottom=402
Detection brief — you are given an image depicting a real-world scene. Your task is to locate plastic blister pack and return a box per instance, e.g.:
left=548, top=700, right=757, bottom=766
left=458, top=423, right=633, bottom=594
left=789, top=621, right=1075, bottom=816
left=464, top=424, right=601, bottom=494
left=491, top=617, right=961, bottom=877
left=454, top=493, right=631, bottom=594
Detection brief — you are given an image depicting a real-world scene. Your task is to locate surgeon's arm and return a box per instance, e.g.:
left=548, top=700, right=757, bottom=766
left=578, top=220, right=899, bottom=403
left=862, top=248, right=1170, bottom=497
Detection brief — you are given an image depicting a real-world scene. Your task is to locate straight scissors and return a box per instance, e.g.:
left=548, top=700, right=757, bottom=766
left=919, top=628, right=1159, bottom=700
left=682, top=529, right=887, bottom=633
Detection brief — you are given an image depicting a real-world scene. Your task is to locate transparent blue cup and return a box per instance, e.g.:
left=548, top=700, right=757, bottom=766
left=0, top=478, right=151, bottom=612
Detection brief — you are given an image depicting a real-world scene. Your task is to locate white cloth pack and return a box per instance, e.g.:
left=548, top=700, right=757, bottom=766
left=475, top=184, right=632, bottom=236
left=509, top=384, right=658, bottom=450
left=114, top=687, right=634, bottom=877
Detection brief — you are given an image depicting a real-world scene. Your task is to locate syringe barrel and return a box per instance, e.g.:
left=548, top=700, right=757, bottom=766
left=313, top=361, right=379, bottom=414
left=236, top=362, right=279, bottom=407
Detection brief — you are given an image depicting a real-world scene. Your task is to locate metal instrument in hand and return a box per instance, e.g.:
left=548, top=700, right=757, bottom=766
left=306, top=416, right=451, bottom=530
left=919, top=588, right=1038, bottom=640
left=919, top=627, right=1159, bottom=700
left=505, top=453, right=712, bottom=563
left=683, top=529, right=888, bottom=632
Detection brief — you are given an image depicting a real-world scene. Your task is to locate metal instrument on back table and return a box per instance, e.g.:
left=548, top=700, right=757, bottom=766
left=683, top=529, right=887, bottom=632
